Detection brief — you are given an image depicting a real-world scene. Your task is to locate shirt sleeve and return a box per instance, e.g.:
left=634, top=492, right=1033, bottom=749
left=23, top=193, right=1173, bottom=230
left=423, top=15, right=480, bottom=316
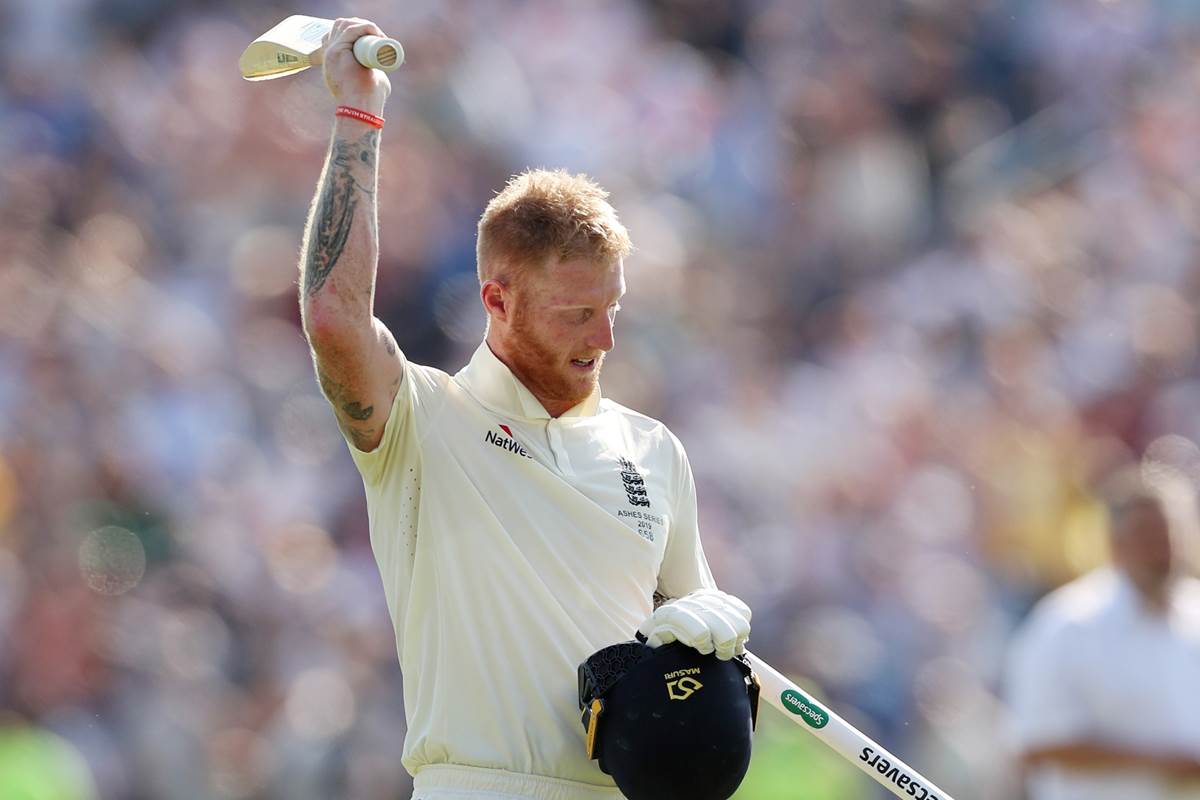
left=343, top=352, right=439, bottom=485
left=656, top=435, right=716, bottom=599
left=1005, top=608, right=1091, bottom=752
left=343, top=350, right=412, bottom=485
left=340, top=355, right=444, bottom=624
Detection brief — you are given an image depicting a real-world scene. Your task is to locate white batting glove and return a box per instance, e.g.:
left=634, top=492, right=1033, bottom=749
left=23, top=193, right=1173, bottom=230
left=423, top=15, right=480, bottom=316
left=638, top=589, right=751, bottom=661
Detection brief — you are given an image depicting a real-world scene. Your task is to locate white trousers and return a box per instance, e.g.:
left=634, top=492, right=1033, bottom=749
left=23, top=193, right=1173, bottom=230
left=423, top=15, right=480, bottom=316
left=412, top=764, right=625, bottom=800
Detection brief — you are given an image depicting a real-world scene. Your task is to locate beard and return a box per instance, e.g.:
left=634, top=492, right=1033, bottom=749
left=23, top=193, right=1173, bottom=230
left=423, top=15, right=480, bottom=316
left=508, top=308, right=603, bottom=412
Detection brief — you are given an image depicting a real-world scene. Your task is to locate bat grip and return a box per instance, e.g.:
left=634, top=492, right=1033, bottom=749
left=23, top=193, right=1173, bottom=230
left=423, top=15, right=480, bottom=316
left=352, top=35, right=405, bottom=72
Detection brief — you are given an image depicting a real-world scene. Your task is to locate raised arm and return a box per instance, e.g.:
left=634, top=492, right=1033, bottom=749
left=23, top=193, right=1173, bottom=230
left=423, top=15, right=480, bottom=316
left=299, top=17, right=403, bottom=453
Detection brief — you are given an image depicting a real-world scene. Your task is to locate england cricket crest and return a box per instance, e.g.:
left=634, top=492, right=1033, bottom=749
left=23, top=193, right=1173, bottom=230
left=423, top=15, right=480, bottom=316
left=618, top=458, right=651, bottom=508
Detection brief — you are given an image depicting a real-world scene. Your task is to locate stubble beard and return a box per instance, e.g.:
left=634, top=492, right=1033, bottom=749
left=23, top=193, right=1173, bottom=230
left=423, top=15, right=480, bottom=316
left=508, top=312, right=602, bottom=412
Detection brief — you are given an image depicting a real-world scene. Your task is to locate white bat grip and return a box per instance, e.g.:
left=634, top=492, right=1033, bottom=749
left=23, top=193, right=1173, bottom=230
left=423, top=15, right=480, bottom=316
left=352, top=35, right=405, bottom=72
left=746, top=652, right=958, bottom=800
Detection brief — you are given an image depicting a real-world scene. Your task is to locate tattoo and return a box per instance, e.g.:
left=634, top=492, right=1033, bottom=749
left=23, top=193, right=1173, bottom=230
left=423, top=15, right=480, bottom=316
left=653, top=592, right=670, bottom=609
left=384, top=337, right=396, bottom=356
left=303, top=129, right=380, bottom=298
left=318, top=370, right=377, bottom=449
left=342, top=401, right=374, bottom=421
left=358, top=143, right=376, bottom=169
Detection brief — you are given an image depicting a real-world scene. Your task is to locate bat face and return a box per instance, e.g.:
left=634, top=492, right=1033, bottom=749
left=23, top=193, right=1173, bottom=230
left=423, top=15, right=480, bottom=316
left=239, top=15, right=332, bottom=81
left=239, top=15, right=404, bottom=81
left=239, top=51, right=314, bottom=81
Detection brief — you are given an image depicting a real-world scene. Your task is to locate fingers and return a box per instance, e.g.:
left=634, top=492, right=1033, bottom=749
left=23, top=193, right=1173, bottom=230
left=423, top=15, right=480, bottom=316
left=319, top=17, right=393, bottom=105
left=694, top=605, right=743, bottom=660
left=690, top=589, right=751, bottom=625
left=688, top=591, right=751, bottom=657
left=657, top=604, right=716, bottom=654
left=639, top=604, right=710, bottom=653
left=325, top=17, right=386, bottom=49
left=723, top=591, right=752, bottom=623
left=638, top=590, right=752, bottom=661
left=677, top=597, right=745, bottom=660
left=644, top=628, right=677, bottom=648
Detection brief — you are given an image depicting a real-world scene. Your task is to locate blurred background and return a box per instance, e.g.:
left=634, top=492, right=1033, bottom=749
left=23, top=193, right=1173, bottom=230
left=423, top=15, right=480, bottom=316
left=4, top=0, right=1200, bottom=797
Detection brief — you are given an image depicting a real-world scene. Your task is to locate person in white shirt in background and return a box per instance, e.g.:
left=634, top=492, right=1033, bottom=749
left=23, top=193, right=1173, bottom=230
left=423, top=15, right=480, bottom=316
left=296, top=18, right=751, bottom=800
left=1005, top=469, right=1200, bottom=800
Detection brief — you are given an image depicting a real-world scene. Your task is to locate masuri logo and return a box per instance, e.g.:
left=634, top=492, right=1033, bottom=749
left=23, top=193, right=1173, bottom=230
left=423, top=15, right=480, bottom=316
left=667, top=676, right=703, bottom=700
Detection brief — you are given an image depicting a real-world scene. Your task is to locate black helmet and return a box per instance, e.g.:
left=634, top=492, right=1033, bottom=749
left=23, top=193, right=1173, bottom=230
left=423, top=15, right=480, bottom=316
left=578, top=639, right=760, bottom=800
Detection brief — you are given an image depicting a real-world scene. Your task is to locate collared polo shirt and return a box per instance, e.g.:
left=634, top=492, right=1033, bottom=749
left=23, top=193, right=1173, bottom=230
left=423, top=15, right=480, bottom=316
left=1005, top=568, right=1200, bottom=800
left=344, top=342, right=716, bottom=786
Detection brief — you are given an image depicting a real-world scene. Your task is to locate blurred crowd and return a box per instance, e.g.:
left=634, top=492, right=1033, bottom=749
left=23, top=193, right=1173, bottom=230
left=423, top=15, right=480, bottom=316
left=4, top=0, right=1200, bottom=797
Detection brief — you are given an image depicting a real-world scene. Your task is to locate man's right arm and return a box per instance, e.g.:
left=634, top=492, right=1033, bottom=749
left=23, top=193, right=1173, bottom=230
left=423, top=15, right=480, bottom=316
left=299, top=18, right=402, bottom=453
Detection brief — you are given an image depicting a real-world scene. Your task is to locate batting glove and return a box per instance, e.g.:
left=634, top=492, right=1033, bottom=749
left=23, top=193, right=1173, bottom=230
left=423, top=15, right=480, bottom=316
left=638, top=589, right=751, bottom=661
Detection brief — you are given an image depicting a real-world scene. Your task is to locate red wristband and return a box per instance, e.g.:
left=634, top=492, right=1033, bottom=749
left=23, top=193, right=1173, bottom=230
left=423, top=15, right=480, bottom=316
left=335, top=105, right=385, bottom=129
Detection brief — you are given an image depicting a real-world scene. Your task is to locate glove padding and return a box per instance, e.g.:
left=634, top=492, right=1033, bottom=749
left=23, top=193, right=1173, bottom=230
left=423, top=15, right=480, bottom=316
left=638, top=589, right=751, bottom=661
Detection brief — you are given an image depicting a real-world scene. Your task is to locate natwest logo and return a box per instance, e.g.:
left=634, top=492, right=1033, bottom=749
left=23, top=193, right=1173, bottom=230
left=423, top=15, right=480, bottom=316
left=484, top=425, right=533, bottom=459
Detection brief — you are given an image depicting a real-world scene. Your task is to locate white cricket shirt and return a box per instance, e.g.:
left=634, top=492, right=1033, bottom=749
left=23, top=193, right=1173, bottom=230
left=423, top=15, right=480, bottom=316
left=1006, top=568, right=1200, bottom=800
left=344, top=342, right=716, bottom=787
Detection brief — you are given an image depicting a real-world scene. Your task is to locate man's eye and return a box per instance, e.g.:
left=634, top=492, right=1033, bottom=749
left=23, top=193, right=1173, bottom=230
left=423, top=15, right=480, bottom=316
left=575, top=309, right=594, bottom=323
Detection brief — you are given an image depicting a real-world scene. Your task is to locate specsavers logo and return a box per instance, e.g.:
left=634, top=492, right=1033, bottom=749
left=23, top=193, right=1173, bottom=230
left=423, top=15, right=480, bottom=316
left=781, top=689, right=828, bottom=729
left=860, top=747, right=942, bottom=800
left=664, top=667, right=703, bottom=700
left=484, top=425, right=533, bottom=459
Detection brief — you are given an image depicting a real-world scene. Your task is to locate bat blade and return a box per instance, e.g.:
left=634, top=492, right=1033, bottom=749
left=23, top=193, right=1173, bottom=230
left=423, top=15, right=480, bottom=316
left=239, top=15, right=332, bottom=81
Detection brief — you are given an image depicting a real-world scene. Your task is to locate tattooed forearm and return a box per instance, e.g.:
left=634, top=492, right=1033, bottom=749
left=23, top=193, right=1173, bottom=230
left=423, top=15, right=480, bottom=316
left=303, top=176, right=356, bottom=297
left=302, top=129, right=380, bottom=298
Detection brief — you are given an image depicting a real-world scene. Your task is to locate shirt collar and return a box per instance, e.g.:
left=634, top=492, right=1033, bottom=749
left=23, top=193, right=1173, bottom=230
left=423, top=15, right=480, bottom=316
left=1112, top=569, right=1175, bottom=619
left=456, top=341, right=602, bottom=420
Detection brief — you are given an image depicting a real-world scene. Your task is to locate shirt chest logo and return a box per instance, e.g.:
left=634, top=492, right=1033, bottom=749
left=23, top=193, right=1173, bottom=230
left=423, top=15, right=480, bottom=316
left=483, top=424, right=533, bottom=459
left=618, top=458, right=651, bottom=508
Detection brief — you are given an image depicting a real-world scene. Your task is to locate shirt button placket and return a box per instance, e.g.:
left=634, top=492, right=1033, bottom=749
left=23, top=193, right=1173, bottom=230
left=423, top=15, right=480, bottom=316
left=546, top=420, right=574, bottom=476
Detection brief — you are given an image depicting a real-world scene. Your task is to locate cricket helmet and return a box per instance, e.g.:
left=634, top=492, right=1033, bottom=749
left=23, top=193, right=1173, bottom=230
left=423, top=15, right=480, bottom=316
left=578, top=639, right=760, bottom=800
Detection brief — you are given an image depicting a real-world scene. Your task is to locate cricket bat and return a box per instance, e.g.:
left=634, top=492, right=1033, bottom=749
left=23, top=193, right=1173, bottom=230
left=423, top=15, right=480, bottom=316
left=240, top=15, right=404, bottom=81
left=747, top=653, right=957, bottom=800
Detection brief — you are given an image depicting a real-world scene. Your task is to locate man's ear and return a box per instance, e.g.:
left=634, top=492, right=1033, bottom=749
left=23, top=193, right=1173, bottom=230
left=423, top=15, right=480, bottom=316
left=481, top=279, right=510, bottom=323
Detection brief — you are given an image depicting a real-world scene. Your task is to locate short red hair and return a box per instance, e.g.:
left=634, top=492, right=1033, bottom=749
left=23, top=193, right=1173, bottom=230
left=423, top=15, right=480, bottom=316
left=476, top=169, right=632, bottom=284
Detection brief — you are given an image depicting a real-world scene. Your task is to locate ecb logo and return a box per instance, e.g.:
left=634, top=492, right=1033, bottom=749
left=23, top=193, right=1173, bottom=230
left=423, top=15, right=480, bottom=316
left=618, top=458, right=651, bottom=508
left=666, top=677, right=703, bottom=701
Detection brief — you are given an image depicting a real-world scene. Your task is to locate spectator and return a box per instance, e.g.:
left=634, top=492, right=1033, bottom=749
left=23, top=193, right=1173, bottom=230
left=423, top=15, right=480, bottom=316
left=1005, top=470, right=1200, bottom=800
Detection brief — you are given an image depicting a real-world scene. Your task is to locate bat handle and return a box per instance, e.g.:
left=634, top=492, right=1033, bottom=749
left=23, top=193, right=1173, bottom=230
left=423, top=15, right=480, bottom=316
left=353, top=35, right=405, bottom=72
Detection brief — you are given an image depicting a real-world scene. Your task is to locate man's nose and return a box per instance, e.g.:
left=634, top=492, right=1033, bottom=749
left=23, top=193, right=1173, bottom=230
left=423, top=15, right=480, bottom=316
left=588, top=316, right=615, bottom=352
